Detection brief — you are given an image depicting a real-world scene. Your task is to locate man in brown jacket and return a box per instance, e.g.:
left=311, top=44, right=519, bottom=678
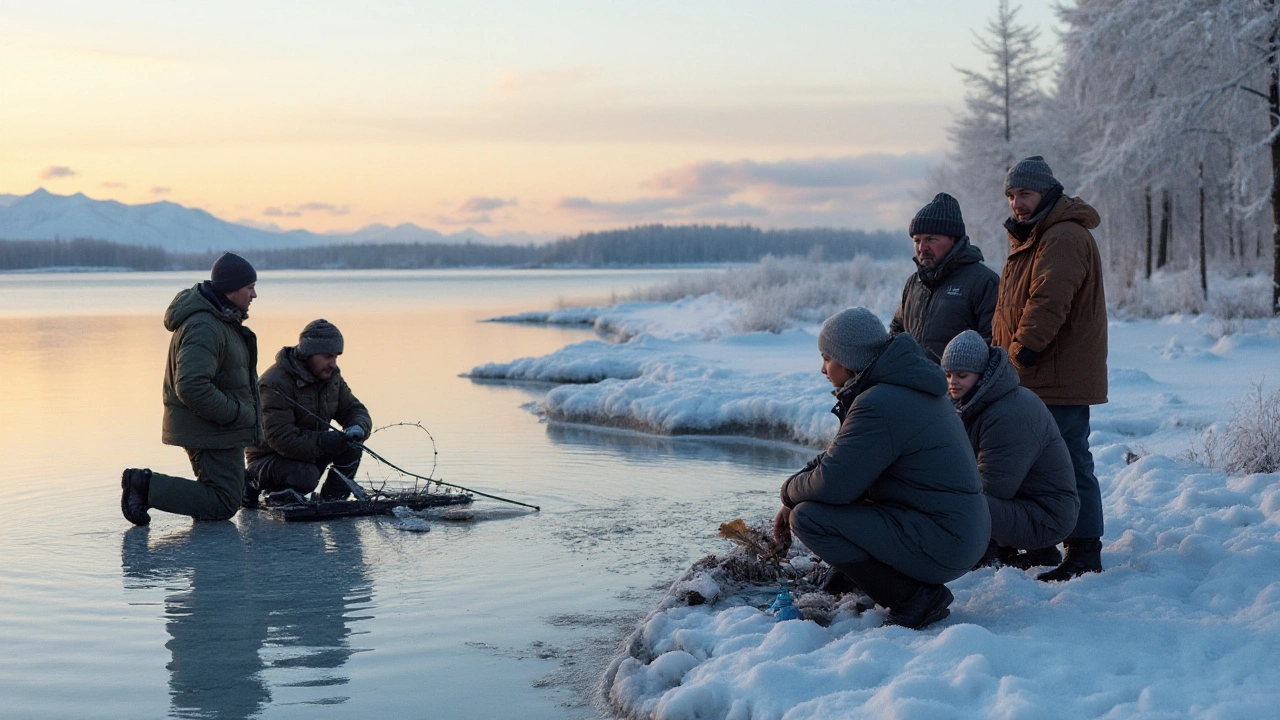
left=245, top=319, right=372, bottom=505
left=992, top=156, right=1107, bottom=582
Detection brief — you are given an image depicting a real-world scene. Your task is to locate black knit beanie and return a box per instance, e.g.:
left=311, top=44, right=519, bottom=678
left=297, top=319, right=344, bottom=356
left=909, top=192, right=966, bottom=238
left=209, top=252, right=257, bottom=294
left=1005, top=156, right=1058, bottom=194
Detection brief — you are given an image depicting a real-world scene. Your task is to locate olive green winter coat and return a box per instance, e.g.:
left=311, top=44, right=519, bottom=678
left=161, top=283, right=262, bottom=449
left=246, top=346, right=372, bottom=465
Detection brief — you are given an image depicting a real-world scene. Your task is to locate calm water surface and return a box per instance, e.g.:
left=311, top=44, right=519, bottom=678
left=0, top=269, right=808, bottom=719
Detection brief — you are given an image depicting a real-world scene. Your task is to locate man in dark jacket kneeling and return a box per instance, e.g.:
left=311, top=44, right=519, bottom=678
left=774, top=307, right=990, bottom=629
left=245, top=319, right=372, bottom=506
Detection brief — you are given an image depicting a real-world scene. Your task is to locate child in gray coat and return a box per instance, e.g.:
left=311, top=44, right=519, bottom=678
left=942, top=330, right=1080, bottom=569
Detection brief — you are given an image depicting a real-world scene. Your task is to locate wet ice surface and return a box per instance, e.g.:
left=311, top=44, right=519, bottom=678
left=0, top=269, right=807, bottom=719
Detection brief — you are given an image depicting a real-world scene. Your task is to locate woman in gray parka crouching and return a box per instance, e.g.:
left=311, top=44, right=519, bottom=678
left=774, top=308, right=990, bottom=629
left=942, top=330, right=1080, bottom=569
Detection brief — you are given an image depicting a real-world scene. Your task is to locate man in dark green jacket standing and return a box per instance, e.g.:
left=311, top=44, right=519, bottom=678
left=120, top=252, right=262, bottom=524
left=889, top=192, right=999, bottom=364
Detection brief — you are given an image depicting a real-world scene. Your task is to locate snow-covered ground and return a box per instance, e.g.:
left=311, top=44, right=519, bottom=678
left=469, top=282, right=1280, bottom=719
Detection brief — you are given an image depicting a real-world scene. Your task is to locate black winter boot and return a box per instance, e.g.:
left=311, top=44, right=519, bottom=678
left=819, top=566, right=861, bottom=595
left=1007, top=545, right=1062, bottom=570
left=836, top=560, right=953, bottom=630
left=120, top=468, right=151, bottom=526
left=241, top=468, right=260, bottom=509
left=1036, top=538, right=1102, bottom=582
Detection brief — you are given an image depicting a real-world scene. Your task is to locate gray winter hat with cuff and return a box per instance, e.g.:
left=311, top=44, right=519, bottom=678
left=297, top=318, right=344, bottom=356
left=818, top=307, right=888, bottom=373
left=1005, top=156, right=1059, bottom=194
left=941, top=330, right=991, bottom=374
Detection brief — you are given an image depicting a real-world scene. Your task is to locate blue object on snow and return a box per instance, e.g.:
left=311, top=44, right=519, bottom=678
left=768, top=586, right=801, bottom=621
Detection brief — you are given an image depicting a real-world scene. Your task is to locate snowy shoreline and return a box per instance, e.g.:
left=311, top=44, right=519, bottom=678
left=470, top=283, right=1280, bottom=719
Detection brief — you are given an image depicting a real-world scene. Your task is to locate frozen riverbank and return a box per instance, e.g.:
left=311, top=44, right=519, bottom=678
left=469, top=282, right=1280, bottom=719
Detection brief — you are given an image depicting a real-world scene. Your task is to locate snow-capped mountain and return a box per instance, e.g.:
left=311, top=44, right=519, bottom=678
left=0, top=189, right=539, bottom=252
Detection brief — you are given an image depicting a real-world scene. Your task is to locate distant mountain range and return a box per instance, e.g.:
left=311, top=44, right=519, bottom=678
left=0, top=189, right=550, bottom=252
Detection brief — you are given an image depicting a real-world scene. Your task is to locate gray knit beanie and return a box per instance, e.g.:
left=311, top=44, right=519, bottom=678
left=1004, top=156, right=1058, bottom=194
left=818, top=308, right=888, bottom=373
left=210, top=252, right=257, bottom=294
left=909, top=192, right=966, bottom=238
left=297, top=319, right=344, bottom=356
left=941, top=330, right=991, bottom=374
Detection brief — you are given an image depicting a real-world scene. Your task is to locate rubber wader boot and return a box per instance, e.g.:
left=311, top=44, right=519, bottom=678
left=121, top=468, right=152, bottom=526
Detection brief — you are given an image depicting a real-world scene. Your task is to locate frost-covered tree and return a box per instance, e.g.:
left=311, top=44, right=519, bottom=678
left=1054, top=0, right=1279, bottom=311
left=931, top=0, right=1052, bottom=260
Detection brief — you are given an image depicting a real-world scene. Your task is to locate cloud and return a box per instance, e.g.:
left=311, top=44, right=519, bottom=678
left=555, top=152, right=940, bottom=230
left=101, top=181, right=126, bottom=189
left=150, top=186, right=171, bottom=196
left=263, top=202, right=350, bottom=218
left=40, top=166, right=78, bottom=180
left=458, top=196, right=517, bottom=213
left=647, top=153, right=939, bottom=198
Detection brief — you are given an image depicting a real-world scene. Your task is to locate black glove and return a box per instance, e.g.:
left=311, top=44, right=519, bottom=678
left=319, top=429, right=348, bottom=455
left=1016, top=346, right=1040, bottom=367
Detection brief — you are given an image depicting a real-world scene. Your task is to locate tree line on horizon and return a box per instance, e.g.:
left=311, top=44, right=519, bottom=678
left=0, top=224, right=907, bottom=272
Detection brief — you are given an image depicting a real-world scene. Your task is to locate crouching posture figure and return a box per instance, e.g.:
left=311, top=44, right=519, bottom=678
left=942, top=331, right=1079, bottom=569
left=774, top=308, right=990, bottom=629
left=245, top=319, right=372, bottom=505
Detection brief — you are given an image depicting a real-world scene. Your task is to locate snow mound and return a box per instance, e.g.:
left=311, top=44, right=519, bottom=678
left=605, top=458, right=1280, bottom=719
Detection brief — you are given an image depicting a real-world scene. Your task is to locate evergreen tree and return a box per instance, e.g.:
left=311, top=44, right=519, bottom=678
left=932, top=0, right=1051, bottom=261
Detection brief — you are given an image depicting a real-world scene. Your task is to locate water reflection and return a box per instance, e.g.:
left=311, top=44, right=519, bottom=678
left=121, top=518, right=371, bottom=719
left=545, top=421, right=812, bottom=469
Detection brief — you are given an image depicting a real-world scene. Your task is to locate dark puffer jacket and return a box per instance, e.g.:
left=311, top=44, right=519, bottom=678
left=957, top=346, right=1079, bottom=549
left=161, top=283, right=262, bottom=449
left=889, top=236, right=999, bottom=364
left=246, top=346, right=372, bottom=464
left=781, top=334, right=990, bottom=575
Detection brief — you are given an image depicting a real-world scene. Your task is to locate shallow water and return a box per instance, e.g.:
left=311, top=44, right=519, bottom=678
left=0, top=269, right=808, bottom=719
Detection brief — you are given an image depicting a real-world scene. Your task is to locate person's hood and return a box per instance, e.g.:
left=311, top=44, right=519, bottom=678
left=955, top=346, right=1019, bottom=420
left=835, top=333, right=948, bottom=409
left=163, top=282, right=244, bottom=331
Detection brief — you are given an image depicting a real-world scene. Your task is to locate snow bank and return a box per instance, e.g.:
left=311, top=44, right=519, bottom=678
left=607, top=460, right=1280, bottom=719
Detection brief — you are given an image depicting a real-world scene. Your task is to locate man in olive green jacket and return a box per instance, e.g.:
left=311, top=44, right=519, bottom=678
left=246, top=319, right=372, bottom=505
left=120, top=252, right=262, bottom=524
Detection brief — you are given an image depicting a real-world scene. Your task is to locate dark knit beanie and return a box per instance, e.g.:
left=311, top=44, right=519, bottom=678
left=941, top=330, right=991, bottom=374
left=817, top=307, right=888, bottom=373
left=297, top=319, right=344, bottom=356
left=909, top=192, right=966, bottom=238
left=209, top=252, right=257, bottom=294
left=1005, top=156, right=1058, bottom=194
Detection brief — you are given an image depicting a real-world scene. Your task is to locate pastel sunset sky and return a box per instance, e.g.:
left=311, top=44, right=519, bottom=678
left=2, top=1, right=1057, bottom=237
